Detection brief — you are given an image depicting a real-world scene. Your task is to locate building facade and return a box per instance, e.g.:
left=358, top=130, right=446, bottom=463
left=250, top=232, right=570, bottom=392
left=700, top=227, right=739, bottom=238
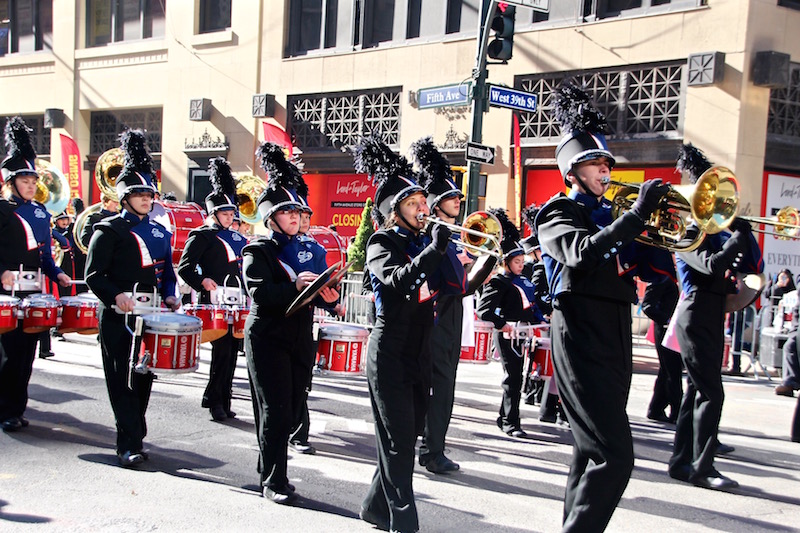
left=1, top=1, right=799, bottom=274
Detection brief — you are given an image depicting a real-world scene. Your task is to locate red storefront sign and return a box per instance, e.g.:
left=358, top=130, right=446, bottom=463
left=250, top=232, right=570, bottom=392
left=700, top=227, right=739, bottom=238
left=304, top=173, right=376, bottom=239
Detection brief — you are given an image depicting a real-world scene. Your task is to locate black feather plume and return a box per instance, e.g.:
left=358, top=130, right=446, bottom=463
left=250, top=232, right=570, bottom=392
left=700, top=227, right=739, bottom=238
left=71, top=197, right=85, bottom=215
left=676, top=142, right=712, bottom=183
left=4, top=116, right=37, bottom=161
left=208, top=157, right=236, bottom=199
left=553, top=83, right=609, bottom=136
left=351, top=133, right=413, bottom=188
left=255, top=142, right=303, bottom=191
left=520, top=204, right=540, bottom=233
left=410, top=136, right=452, bottom=191
left=488, top=207, right=520, bottom=246
left=119, top=129, right=153, bottom=175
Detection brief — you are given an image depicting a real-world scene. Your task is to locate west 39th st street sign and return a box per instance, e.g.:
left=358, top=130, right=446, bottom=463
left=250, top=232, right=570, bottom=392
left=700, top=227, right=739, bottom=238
left=487, top=84, right=538, bottom=113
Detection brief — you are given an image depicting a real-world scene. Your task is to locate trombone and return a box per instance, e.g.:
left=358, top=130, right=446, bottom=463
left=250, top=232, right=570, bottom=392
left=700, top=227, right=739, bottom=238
left=738, top=206, right=800, bottom=240
left=418, top=210, right=504, bottom=258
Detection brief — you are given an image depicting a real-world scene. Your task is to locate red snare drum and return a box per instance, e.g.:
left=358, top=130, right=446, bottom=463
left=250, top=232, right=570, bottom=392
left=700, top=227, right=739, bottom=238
left=317, top=324, right=368, bottom=373
left=151, top=200, right=207, bottom=265
left=21, top=295, right=61, bottom=334
left=138, top=313, right=201, bottom=374
left=531, top=336, right=553, bottom=378
left=231, top=307, right=249, bottom=339
left=460, top=320, right=494, bottom=364
left=184, top=304, right=228, bottom=343
left=0, top=295, right=20, bottom=334
left=59, top=295, right=99, bottom=334
left=307, top=226, right=345, bottom=269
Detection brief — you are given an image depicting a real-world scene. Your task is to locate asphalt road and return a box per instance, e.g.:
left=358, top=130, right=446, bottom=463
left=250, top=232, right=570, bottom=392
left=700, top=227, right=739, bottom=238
left=1, top=334, right=799, bottom=532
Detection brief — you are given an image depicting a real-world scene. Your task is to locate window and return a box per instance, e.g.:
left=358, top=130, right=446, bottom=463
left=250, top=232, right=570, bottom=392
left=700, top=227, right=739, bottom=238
left=445, top=0, right=479, bottom=34
left=288, top=0, right=350, bottom=55
left=0, top=0, right=52, bottom=56
left=587, top=0, right=697, bottom=20
left=0, top=115, right=50, bottom=159
left=86, top=0, right=166, bottom=48
left=90, top=108, right=162, bottom=155
left=778, top=0, right=800, bottom=10
left=768, top=63, right=800, bottom=140
left=199, top=0, right=230, bottom=34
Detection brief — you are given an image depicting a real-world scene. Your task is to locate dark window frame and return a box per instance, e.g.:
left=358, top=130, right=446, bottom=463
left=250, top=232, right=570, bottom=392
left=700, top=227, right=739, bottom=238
left=199, top=0, right=231, bottom=34
left=85, top=0, right=166, bottom=48
left=0, top=0, right=53, bottom=56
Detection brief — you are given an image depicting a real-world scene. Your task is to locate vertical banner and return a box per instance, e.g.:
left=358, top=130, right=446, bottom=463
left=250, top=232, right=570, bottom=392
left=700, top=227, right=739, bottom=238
left=60, top=134, right=83, bottom=214
left=513, top=113, right=522, bottom=221
left=262, top=122, right=293, bottom=157
left=761, top=172, right=800, bottom=293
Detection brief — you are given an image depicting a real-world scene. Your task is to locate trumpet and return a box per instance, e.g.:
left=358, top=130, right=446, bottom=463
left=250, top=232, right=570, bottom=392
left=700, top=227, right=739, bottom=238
left=738, top=206, right=800, bottom=240
left=418, top=210, right=504, bottom=258
left=606, top=166, right=739, bottom=252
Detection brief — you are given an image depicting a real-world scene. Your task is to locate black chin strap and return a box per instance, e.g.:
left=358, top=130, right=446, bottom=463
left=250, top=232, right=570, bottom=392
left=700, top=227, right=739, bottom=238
left=572, top=172, right=602, bottom=200
left=397, top=210, right=419, bottom=235
left=123, top=197, right=149, bottom=218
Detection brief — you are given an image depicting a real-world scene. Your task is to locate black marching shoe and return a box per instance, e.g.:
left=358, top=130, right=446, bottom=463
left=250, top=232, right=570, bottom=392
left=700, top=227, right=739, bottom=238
left=507, top=427, right=527, bottom=438
left=715, top=442, right=735, bottom=455
left=668, top=464, right=692, bottom=482
left=225, top=408, right=237, bottom=419
left=289, top=440, right=316, bottom=455
left=210, top=405, right=227, bottom=422
left=38, top=351, right=55, bottom=359
left=1, top=417, right=23, bottom=432
left=424, top=453, right=460, bottom=474
left=359, top=507, right=390, bottom=531
left=647, top=411, right=672, bottom=423
left=692, top=470, right=739, bottom=491
left=262, top=485, right=297, bottom=504
left=118, top=451, right=145, bottom=468
left=18, top=416, right=29, bottom=427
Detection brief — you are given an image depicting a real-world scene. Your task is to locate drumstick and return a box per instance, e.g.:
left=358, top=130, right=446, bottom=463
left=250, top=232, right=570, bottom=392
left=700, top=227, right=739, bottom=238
left=112, top=305, right=171, bottom=314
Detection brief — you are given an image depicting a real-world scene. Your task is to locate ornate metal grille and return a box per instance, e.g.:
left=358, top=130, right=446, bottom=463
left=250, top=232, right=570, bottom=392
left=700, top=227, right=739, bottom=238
left=90, top=109, right=163, bottom=155
left=768, top=63, right=800, bottom=139
left=517, top=62, right=684, bottom=144
left=0, top=115, right=50, bottom=159
left=288, top=88, right=401, bottom=151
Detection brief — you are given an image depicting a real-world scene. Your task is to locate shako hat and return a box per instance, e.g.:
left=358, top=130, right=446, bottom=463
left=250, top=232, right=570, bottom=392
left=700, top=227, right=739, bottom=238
left=520, top=204, right=541, bottom=254
left=54, top=211, right=71, bottom=222
left=352, top=133, right=420, bottom=227
left=255, top=142, right=304, bottom=221
left=205, top=157, right=238, bottom=215
left=116, top=130, right=157, bottom=200
left=676, top=142, right=713, bottom=185
left=410, top=136, right=463, bottom=211
left=553, top=83, right=615, bottom=184
left=489, top=207, right=523, bottom=262
left=1, top=116, right=38, bottom=184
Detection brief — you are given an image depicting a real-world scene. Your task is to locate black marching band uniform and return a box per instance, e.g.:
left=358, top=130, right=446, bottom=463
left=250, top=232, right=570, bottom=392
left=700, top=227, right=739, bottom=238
left=477, top=208, right=546, bottom=437
left=242, top=143, right=336, bottom=504
left=535, top=84, right=670, bottom=532
left=644, top=275, right=683, bottom=423
left=85, top=130, right=178, bottom=467
left=80, top=196, right=119, bottom=251
left=354, top=134, right=463, bottom=533
left=52, top=211, right=76, bottom=290
left=412, top=137, right=495, bottom=474
left=667, top=144, right=763, bottom=490
left=0, top=117, right=69, bottom=432
left=178, top=157, right=246, bottom=421
left=520, top=204, right=553, bottom=316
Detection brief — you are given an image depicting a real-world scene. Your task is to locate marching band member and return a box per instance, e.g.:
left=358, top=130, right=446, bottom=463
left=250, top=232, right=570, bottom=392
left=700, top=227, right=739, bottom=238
left=53, top=211, right=76, bottom=288
left=667, top=143, right=763, bottom=491
left=477, top=208, right=546, bottom=438
left=242, top=142, right=338, bottom=504
left=412, top=136, right=494, bottom=473
left=535, top=84, right=669, bottom=531
left=0, top=117, right=71, bottom=432
left=80, top=192, right=119, bottom=250
left=69, top=198, right=88, bottom=294
left=353, top=134, right=462, bottom=533
left=85, top=130, right=179, bottom=467
left=178, top=157, right=246, bottom=422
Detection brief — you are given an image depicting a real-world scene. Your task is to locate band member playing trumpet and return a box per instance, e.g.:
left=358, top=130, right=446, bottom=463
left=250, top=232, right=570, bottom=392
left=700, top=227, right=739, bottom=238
left=178, top=157, right=246, bottom=422
left=85, top=130, right=179, bottom=467
left=354, top=134, right=463, bottom=533
left=477, top=208, right=546, bottom=438
left=0, top=117, right=72, bottom=432
left=667, top=143, right=763, bottom=491
left=243, top=142, right=338, bottom=504
left=535, top=84, right=670, bottom=531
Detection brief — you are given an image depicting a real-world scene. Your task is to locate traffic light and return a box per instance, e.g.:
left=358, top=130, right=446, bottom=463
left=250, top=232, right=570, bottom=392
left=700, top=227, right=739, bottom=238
left=487, top=4, right=515, bottom=61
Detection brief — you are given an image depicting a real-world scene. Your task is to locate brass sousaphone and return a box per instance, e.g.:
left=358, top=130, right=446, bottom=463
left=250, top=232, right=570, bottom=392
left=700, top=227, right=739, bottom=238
left=73, top=148, right=123, bottom=253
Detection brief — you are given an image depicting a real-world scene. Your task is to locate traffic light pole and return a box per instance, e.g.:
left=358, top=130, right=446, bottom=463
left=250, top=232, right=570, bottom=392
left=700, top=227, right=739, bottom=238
left=466, top=0, right=499, bottom=215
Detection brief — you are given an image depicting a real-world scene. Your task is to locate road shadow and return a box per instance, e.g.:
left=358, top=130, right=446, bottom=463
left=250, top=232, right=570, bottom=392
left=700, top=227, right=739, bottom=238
left=0, top=500, right=51, bottom=525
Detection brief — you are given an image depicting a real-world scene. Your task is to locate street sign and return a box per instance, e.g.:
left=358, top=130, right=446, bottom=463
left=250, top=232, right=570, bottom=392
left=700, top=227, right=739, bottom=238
left=465, top=142, right=495, bottom=165
left=501, top=0, right=550, bottom=12
left=487, top=84, right=537, bottom=113
left=417, top=82, right=472, bottom=110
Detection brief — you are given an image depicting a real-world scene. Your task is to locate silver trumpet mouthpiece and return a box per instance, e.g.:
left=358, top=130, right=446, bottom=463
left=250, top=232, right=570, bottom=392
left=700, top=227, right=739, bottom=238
left=601, top=177, right=611, bottom=185
left=416, top=213, right=427, bottom=222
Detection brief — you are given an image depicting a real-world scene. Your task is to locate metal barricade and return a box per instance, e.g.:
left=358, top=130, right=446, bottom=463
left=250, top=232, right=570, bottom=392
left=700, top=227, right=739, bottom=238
left=314, top=271, right=375, bottom=329
left=730, top=304, right=769, bottom=380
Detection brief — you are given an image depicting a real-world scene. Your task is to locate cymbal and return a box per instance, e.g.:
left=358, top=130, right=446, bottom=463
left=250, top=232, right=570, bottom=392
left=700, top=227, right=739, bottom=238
left=285, top=261, right=340, bottom=317
left=725, top=272, right=766, bottom=313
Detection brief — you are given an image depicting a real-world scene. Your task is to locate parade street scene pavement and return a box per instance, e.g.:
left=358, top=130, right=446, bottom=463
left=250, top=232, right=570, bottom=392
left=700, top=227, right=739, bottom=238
left=2, top=334, right=799, bottom=533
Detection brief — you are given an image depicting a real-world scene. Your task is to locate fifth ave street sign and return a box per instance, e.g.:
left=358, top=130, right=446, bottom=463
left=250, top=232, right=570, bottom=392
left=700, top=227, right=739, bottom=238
left=487, top=84, right=538, bottom=113
left=466, top=142, right=495, bottom=165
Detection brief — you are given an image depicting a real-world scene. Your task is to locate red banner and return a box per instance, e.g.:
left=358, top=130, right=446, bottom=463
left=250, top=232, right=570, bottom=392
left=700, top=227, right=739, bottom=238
left=513, top=113, right=522, bottom=222
left=262, top=122, right=293, bottom=157
left=60, top=134, right=83, bottom=213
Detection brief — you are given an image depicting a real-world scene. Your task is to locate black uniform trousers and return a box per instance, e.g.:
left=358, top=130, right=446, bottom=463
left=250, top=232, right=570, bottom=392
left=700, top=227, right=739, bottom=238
left=362, top=322, right=432, bottom=533
left=647, top=322, right=683, bottom=420
left=551, top=294, right=634, bottom=533
left=420, top=295, right=463, bottom=459
left=669, top=291, right=725, bottom=480
left=290, top=335, right=318, bottom=445
left=202, top=329, right=238, bottom=412
left=0, top=323, right=39, bottom=421
left=495, top=332, right=525, bottom=432
left=245, top=318, right=314, bottom=490
left=98, top=308, right=154, bottom=455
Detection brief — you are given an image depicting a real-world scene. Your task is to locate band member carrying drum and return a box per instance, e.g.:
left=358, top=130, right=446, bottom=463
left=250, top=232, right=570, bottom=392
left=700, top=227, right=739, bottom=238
left=477, top=208, right=546, bottom=438
left=85, top=130, right=179, bottom=467
left=353, top=134, right=464, bottom=533
left=0, top=117, right=72, bottom=432
left=178, top=157, right=246, bottom=422
left=242, top=142, right=339, bottom=504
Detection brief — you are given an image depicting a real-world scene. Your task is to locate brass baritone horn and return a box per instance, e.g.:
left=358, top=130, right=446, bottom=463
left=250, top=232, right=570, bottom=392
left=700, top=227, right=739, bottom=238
left=234, top=174, right=268, bottom=225
left=419, top=210, right=504, bottom=258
